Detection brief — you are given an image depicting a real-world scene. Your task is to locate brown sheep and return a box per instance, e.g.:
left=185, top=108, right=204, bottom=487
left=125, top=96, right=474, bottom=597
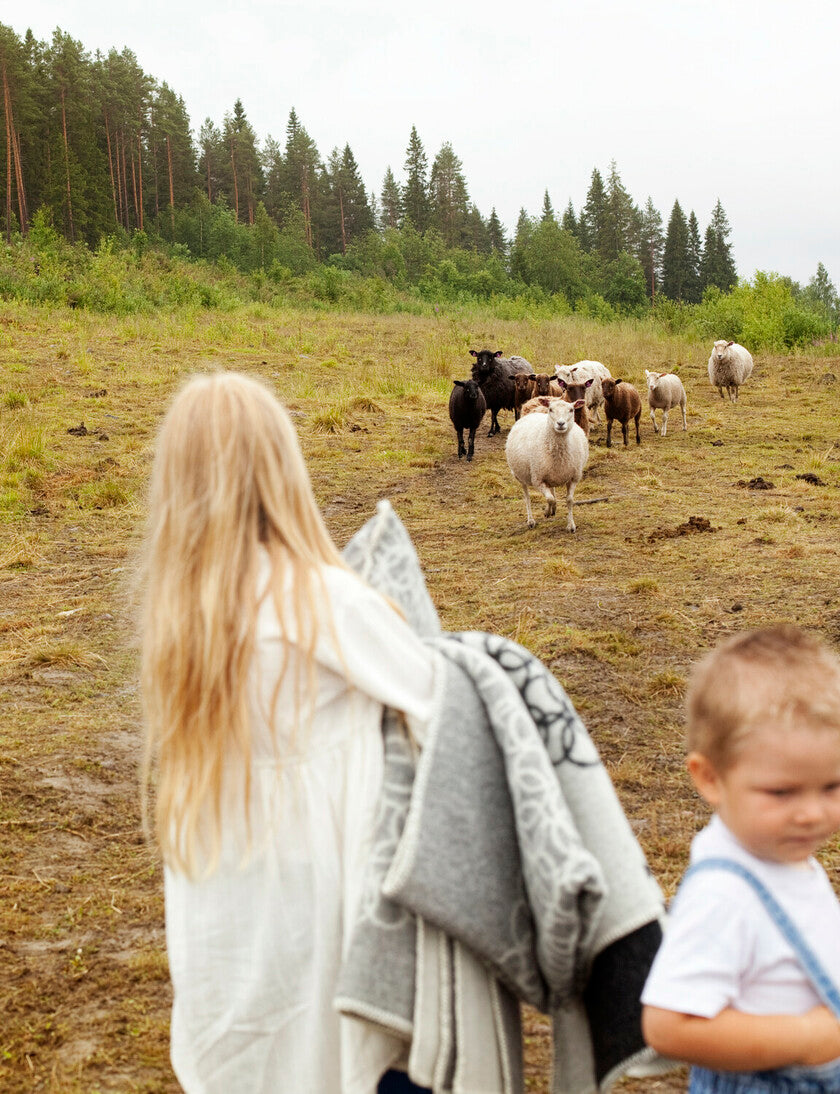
left=600, top=378, right=642, bottom=448
left=555, top=376, right=593, bottom=437
left=512, top=372, right=537, bottom=418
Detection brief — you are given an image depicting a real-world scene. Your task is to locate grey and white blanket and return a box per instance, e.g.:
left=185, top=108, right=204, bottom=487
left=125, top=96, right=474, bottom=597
left=337, top=632, right=666, bottom=1093
left=338, top=501, right=667, bottom=1093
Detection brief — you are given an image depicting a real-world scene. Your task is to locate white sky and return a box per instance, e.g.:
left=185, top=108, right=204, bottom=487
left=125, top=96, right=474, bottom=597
left=10, top=0, right=840, bottom=286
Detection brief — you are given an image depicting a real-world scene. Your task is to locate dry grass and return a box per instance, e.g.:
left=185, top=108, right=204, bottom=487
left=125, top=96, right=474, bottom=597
left=1, top=299, right=839, bottom=1092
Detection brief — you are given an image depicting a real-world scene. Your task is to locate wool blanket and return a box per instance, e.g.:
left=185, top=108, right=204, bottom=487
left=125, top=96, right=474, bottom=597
left=336, top=630, right=667, bottom=1094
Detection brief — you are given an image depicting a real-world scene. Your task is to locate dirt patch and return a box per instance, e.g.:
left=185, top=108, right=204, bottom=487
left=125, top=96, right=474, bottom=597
left=647, top=515, right=716, bottom=541
left=736, top=476, right=774, bottom=489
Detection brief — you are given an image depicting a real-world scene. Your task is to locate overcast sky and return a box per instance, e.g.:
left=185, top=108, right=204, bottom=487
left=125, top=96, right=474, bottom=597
left=11, top=1, right=840, bottom=286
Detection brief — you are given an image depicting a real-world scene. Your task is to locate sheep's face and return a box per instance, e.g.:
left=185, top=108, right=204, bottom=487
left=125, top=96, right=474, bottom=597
left=532, top=374, right=554, bottom=396
left=601, top=378, right=617, bottom=400
left=469, top=348, right=502, bottom=381
left=513, top=374, right=534, bottom=394
left=645, top=370, right=663, bottom=392
left=713, top=340, right=732, bottom=362
left=547, top=398, right=578, bottom=435
left=453, top=379, right=482, bottom=403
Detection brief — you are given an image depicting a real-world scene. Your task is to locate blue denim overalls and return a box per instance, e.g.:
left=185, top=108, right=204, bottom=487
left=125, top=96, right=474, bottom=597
left=679, top=859, right=840, bottom=1094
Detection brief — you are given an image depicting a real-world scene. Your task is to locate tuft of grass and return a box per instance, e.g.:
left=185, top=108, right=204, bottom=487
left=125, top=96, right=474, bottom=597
left=553, top=625, right=641, bottom=664
left=647, top=670, right=687, bottom=697
left=543, top=557, right=583, bottom=580
left=627, top=576, right=661, bottom=595
left=4, top=391, right=27, bottom=409
left=24, top=640, right=106, bottom=671
left=75, top=479, right=129, bottom=509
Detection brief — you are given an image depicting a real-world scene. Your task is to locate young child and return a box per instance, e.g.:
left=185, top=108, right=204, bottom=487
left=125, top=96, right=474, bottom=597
left=641, top=625, right=840, bottom=1093
left=139, top=372, right=435, bottom=1094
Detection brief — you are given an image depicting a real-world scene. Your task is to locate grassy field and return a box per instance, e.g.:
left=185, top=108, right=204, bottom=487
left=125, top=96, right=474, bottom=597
left=1, top=300, right=839, bottom=1092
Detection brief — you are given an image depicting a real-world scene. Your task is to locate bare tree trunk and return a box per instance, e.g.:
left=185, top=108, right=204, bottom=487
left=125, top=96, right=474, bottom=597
left=104, top=111, right=119, bottom=224
left=13, top=128, right=27, bottom=232
left=136, top=116, right=144, bottom=231
left=3, top=64, right=12, bottom=242
left=130, top=141, right=140, bottom=229
left=230, top=141, right=239, bottom=222
left=120, top=136, right=130, bottom=229
left=60, top=86, right=75, bottom=241
left=114, top=129, right=124, bottom=227
left=301, top=164, right=311, bottom=248
left=166, top=134, right=175, bottom=237
left=205, top=150, right=212, bottom=202
left=338, top=187, right=346, bottom=254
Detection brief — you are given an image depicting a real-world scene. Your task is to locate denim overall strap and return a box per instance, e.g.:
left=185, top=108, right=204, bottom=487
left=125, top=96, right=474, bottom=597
left=683, top=857, right=840, bottom=1018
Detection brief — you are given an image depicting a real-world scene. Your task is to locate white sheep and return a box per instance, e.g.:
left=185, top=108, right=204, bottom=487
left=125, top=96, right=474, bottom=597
left=505, top=397, right=589, bottom=531
left=708, top=340, right=754, bottom=402
left=645, top=370, right=687, bottom=436
left=554, top=360, right=611, bottom=423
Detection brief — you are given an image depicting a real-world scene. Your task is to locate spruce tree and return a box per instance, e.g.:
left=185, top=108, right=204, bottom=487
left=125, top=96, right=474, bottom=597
left=487, top=207, right=507, bottom=254
left=402, top=125, right=430, bottom=232
left=379, top=166, right=401, bottom=230
left=561, top=200, right=578, bottom=238
left=428, top=141, right=469, bottom=247
left=637, top=197, right=664, bottom=301
left=662, top=199, right=690, bottom=301
left=541, top=189, right=555, bottom=223
left=685, top=210, right=703, bottom=303
left=603, top=160, right=639, bottom=262
left=700, top=199, right=737, bottom=291
left=579, top=167, right=607, bottom=254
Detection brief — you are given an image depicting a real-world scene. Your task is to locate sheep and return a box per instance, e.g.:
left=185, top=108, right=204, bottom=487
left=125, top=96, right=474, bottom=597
left=514, top=373, right=562, bottom=418
left=528, top=372, right=563, bottom=398
left=600, top=377, right=642, bottom=447
left=708, top=340, right=754, bottom=402
left=448, top=379, right=487, bottom=462
left=645, top=370, right=687, bottom=436
left=555, top=376, right=593, bottom=436
left=468, top=348, right=534, bottom=435
left=554, top=360, right=611, bottom=423
left=505, top=396, right=589, bottom=531
left=513, top=372, right=537, bottom=418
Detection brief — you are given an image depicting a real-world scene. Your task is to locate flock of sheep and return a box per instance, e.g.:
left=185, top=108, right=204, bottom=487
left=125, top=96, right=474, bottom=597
left=448, top=340, right=755, bottom=532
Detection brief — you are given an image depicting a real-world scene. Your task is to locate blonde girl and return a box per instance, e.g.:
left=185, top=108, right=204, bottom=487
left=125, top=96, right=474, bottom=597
left=140, top=372, right=437, bottom=1094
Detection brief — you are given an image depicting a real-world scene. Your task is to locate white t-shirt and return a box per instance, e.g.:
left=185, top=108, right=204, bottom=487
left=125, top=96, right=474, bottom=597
left=641, top=814, right=840, bottom=1019
left=164, top=557, right=440, bottom=1094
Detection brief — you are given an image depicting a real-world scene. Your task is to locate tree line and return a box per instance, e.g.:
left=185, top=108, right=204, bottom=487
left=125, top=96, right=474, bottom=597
left=0, top=21, right=836, bottom=323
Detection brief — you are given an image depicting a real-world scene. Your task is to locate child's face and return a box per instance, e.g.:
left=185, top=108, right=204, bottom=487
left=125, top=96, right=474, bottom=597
left=688, top=725, right=840, bottom=863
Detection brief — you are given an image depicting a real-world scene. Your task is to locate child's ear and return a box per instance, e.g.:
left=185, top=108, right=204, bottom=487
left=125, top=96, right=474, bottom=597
left=687, top=752, right=722, bottom=807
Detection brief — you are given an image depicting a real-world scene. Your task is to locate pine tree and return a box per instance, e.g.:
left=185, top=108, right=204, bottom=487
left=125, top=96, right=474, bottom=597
left=487, top=207, right=507, bottom=254
left=541, top=189, right=555, bottom=223
left=805, top=262, right=838, bottom=319
left=464, top=203, right=491, bottom=253
left=402, top=125, right=429, bottom=231
left=260, top=133, right=284, bottom=221
left=379, top=166, right=401, bottom=230
left=662, top=200, right=690, bottom=301
left=637, top=197, right=664, bottom=301
left=700, top=199, right=737, bottom=291
left=428, top=141, right=469, bottom=247
left=685, top=210, right=703, bottom=303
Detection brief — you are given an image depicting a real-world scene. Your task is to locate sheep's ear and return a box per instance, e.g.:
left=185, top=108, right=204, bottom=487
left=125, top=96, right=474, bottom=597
left=726, top=341, right=734, bottom=347
left=614, top=378, right=623, bottom=385
left=557, top=378, right=567, bottom=390
left=453, top=380, right=465, bottom=387
left=572, top=399, right=586, bottom=410
left=494, top=350, right=503, bottom=357
left=584, top=378, right=594, bottom=388
left=469, top=349, right=478, bottom=357
left=644, top=369, right=651, bottom=378
left=527, top=373, right=536, bottom=381
left=538, top=396, right=551, bottom=406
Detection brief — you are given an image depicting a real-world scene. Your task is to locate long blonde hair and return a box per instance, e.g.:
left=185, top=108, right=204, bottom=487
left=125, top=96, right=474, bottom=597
left=139, top=371, right=348, bottom=876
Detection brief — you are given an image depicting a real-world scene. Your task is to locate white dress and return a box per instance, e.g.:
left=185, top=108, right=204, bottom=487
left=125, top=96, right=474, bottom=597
left=164, top=556, right=439, bottom=1094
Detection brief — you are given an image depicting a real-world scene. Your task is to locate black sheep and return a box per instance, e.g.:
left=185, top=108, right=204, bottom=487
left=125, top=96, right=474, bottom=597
left=468, top=348, right=533, bottom=436
left=448, top=379, right=487, bottom=461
